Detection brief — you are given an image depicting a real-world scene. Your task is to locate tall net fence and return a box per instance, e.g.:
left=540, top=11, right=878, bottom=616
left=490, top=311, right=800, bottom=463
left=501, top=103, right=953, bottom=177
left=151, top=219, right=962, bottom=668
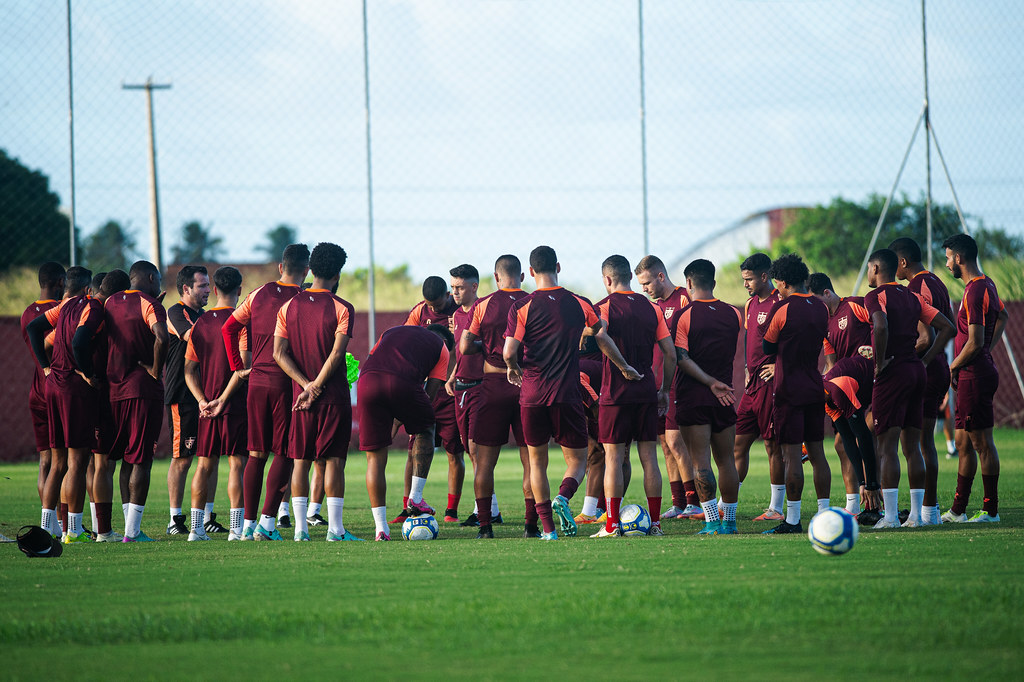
left=2, top=1, right=1022, bottom=309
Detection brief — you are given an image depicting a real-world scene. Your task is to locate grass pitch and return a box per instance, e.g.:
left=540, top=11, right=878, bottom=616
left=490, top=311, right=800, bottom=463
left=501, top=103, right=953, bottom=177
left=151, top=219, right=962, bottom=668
left=2, top=432, right=1022, bottom=680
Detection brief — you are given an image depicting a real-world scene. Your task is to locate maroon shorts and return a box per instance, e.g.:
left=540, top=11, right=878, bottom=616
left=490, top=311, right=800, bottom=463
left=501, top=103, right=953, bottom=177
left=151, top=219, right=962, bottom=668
left=736, top=384, right=774, bottom=439
left=94, top=392, right=116, bottom=456
left=46, top=378, right=98, bottom=450
left=166, top=401, right=199, bottom=459
left=247, top=375, right=292, bottom=456
left=675, top=401, right=737, bottom=434
left=659, top=386, right=678, bottom=434
left=955, top=369, right=998, bottom=431
left=452, top=381, right=482, bottom=451
left=472, top=374, right=525, bottom=447
left=29, top=393, right=49, bottom=452
left=198, top=411, right=248, bottom=458
left=358, top=373, right=434, bottom=451
left=110, top=397, right=163, bottom=465
left=922, top=357, right=951, bottom=420
left=872, top=359, right=925, bottom=433
left=522, top=401, right=588, bottom=449
left=425, top=391, right=463, bottom=454
left=771, top=399, right=825, bottom=445
left=290, top=401, right=351, bottom=461
left=598, top=402, right=658, bottom=444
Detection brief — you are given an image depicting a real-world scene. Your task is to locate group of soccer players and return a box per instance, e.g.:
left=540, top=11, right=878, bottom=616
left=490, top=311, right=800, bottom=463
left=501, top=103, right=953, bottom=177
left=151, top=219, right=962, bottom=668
left=17, top=232, right=1007, bottom=543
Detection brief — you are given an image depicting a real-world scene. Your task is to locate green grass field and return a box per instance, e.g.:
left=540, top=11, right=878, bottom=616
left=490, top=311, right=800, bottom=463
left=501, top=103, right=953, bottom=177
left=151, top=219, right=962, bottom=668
left=2, top=433, right=1023, bottom=680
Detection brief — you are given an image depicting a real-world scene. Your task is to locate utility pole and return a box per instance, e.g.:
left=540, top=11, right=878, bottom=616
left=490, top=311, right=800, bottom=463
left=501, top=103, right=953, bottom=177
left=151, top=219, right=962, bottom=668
left=123, top=77, right=171, bottom=272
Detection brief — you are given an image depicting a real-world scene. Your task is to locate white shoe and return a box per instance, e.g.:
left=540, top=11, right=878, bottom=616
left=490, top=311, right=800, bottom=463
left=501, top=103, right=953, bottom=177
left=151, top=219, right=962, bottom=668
left=188, top=530, right=211, bottom=541
left=941, top=509, right=968, bottom=523
left=648, top=523, right=664, bottom=536
left=227, top=531, right=243, bottom=541
left=590, top=525, right=620, bottom=538
left=95, top=530, right=124, bottom=542
left=873, top=517, right=900, bottom=529
left=901, top=516, right=923, bottom=528
left=660, top=505, right=685, bottom=519
left=680, top=504, right=703, bottom=518
left=967, top=511, right=1000, bottom=523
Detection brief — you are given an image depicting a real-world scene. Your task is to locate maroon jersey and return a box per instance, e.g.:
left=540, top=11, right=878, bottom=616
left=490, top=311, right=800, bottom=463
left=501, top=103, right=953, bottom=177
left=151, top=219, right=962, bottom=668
left=674, top=299, right=743, bottom=407
left=954, top=275, right=1004, bottom=376
left=506, top=287, right=600, bottom=407
left=908, top=271, right=953, bottom=321
left=763, top=293, right=829, bottom=405
left=451, top=304, right=484, bottom=382
left=104, top=289, right=167, bottom=401
left=468, top=288, right=529, bottom=368
left=864, top=282, right=941, bottom=364
left=21, top=299, right=60, bottom=402
left=275, top=289, right=355, bottom=405
left=823, top=297, right=873, bottom=361
left=185, top=307, right=248, bottom=414
left=743, top=289, right=781, bottom=392
left=824, top=355, right=874, bottom=422
left=595, top=290, right=670, bottom=405
left=361, top=325, right=450, bottom=384
left=44, top=295, right=104, bottom=389
left=405, top=295, right=458, bottom=327
left=226, top=281, right=301, bottom=381
left=651, top=286, right=690, bottom=384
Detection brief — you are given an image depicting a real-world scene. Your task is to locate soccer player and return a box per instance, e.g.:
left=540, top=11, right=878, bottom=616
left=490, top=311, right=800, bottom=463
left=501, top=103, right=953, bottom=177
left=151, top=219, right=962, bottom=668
left=396, top=276, right=462, bottom=524
left=221, top=243, right=310, bottom=540
left=20, top=262, right=65, bottom=509
left=733, top=253, right=785, bottom=522
left=503, top=245, right=640, bottom=540
left=591, top=255, right=674, bottom=538
left=183, top=266, right=250, bottom=541
left=863, top=249, right=954, bottom=528
left=940, top=233, right=1008, bottom=523
left=26, top=266, right=104, bottom=542
left=672, top=259, right=741, bottom=535
left=359, top=323, right=454, bottom=541
left=165, top=265, right=211, bottom=536
left=460, top=255, right=533, bottom=538
left=273, top=243, right=361, bottom=542
left=822, top=354, right=879, bottom=517
left=761, top=254, right=831, bottom=535
left=633, top=255, right=700, bottom=519
left=105, top=260, right=168, bottom=542
left=890, top=237, right=955, bottom=525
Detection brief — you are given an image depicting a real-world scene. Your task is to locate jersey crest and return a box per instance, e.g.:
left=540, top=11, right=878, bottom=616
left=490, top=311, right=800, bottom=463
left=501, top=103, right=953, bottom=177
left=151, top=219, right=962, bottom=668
left=663, top=307, right=675, bottom=319
left=838, top=316, right=848, bottom=330
left=757, top=311, right=767, bottom=325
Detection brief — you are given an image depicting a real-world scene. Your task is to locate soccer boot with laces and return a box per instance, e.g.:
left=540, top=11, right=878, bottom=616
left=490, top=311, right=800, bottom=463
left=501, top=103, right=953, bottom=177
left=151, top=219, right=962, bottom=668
left=391, top=509, right=411, bottom=525
left=719, top=520, right=738, bottom=534
left=294, top=531, right=310, bottom=541
left=762, top=521, right=802, bottom=535
left=306, top=513, right=327, bottom=527
left=204, top=513, right=228, bottom=534
left=95, top=530, right=124, bottom=543
left=590, top=525, right=620, bottom=538
left=752, top=508, right=784, bottom=521
left=459, top=512, right=479, bottom=527
left=476, top=524, right=494, bottom=539
left=523, top=524, right=541, bottom=538
left=684, top=505, right=705, bottom=521
left=574, top=512, right=599, bottom=524
left=552, top=495, right=577, bottom=536
left=660, top=505, right=686, bottom=520
left=697, top=520, right=722, bottom=535
left=492, top=513, right=504, bottom=524
left=253, top=525, right=284, bottom=541
left=407, top=498, right=435, bottom=516
left=967, top=510, right=1000, bottom=523
left=648, top=523, right=664, bottom=536
left=63, top=531, right=92, bottom=544
left=188, top=530, right=211, bottom=541
left=540, top=531, right=558, bottom=541
left=872, top=516, right=901, bottom=529
left=240, top=527, right=255, bottom=541
left=374, top=531, right=391, bottom=541
left=941, top=509, right=968, bottom=523
left=328, top=530, right=365, bottom=541
left=122, top=531, right=157, bottom=543
left=443, top=509, right=460, bottom=523
left=277, top=514, right=291, bottom=529
left=227, top=530, right=244, bottom=541
left=166, top=514, right=188, bottom=535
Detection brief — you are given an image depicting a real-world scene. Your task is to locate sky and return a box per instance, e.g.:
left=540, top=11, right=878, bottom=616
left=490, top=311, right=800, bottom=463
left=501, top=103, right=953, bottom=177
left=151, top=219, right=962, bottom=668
left=2, top=0, right=1021, bottom=300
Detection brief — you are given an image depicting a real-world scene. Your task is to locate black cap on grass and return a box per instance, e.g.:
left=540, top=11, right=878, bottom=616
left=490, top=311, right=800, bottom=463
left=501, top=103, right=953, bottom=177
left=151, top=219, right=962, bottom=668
left=17, top=525, right=63, bottom=558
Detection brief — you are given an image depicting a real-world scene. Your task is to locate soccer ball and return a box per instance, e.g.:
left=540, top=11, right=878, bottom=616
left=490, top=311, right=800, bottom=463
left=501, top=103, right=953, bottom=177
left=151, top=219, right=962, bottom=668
left=808, top=507, right=859, bottom=555
left=618, top=504, right=652, bottom=536
left=402, top=514, right=439, bottom=541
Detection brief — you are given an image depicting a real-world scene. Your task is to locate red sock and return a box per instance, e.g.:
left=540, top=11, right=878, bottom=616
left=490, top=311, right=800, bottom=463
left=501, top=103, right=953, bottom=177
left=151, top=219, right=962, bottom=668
left=476, top=498, right=491, bottom=526
left=684, top=480, right=699, bottom=506
left=607, top=497, right=622, bottom=532
left=243, top=456, right=267, bottom=520
left=403, top=496, right=409, bottom=510
left=647, top=496, right=662, bottom=522
left=524, top=498, right=538, bottom=524
left=536, top=500, right=555, bottom=534
left=558, top=477, right=579, bottom=501
left=261, top=455, right=293, bottom=517
left=951, top=473, right=974, bottom=515
left=447, top=494, right=459, bottom=514
left=982, top=474, right=999, bottom=515
left=96, top=502, right=113, bottom=534
left=670, top=481, right=685, bottom=508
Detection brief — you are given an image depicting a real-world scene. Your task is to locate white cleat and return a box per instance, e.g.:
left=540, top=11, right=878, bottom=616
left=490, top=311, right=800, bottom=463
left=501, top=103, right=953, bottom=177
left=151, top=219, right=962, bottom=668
left=227, top=531, right=243, bottom=541
left=648, top=523, right=664, bottom=536
left=941, top=509, right=968, bottom=523
left=967, top=511, right=1000, bottom=523
left=873, top=517, right=901, bottom=529
left=901, top=516, right=923, bottom=528
left=590, top=525, right=620, bottom=538
left=188, top=530, right=211, bottom=541
left=95, top=530, right=124, bottom=542
left=660, top=505, right=686, bottom=519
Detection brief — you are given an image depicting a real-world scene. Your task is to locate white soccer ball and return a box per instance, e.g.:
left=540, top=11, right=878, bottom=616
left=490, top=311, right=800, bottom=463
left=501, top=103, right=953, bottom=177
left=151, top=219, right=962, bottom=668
left=808, top=507, right=859, bottom=555
left=618, top=504, right=652, bottom=536
left=402, top=514, right=439, bottom=541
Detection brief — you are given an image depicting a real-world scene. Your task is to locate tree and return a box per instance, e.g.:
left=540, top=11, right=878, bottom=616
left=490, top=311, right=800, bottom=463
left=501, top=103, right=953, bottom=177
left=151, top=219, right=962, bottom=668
left=170, top=221, right=224, bottom=264
left=82, top=220, right=137, bottom=273
left=256, top=223, right=299, bottom=262
left=0, top=149, right=75, bottom=269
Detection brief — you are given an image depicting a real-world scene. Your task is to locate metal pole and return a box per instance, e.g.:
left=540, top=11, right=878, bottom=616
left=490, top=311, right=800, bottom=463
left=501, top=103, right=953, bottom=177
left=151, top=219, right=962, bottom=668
left=922, top=0, right=933, bottom=270
left=362, top=0, right=377, bottom=345
left=123, top=78, right=171, bottom=272
left=637, top=0, right=650, bottom=256
left=66, top=0, right=77, bottom=265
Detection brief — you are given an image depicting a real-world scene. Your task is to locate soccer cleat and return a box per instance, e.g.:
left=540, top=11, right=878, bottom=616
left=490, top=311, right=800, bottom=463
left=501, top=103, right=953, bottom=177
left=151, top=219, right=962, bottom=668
left=204, top=513, right=228, bottom=534
left=294, top=531, right=310, bottom=542
left=574, top=513, right=599, bottom=524
left=390, top=509, right=411, bottom=525
left=898, top=509, right=910, bottom=525
left=857, top=509, right=882, bottom=526
left=595, top=511, right=608, bottom=525
left=240, top=527, right=255, bottom=541
left=552, top=495, right=577, bottom=537
left=540, top=531, right=558, bottom=541
left=752, top=508, right=784, bottom=521
left=590, top=525, right=620, bottom=538
left=83, top=525, right=96, bottom=540
left=253, top=526, right=284, bottom=541
left=407, top=498, right=435, bottom=516
left=64, top=531, right=92, bottom=544
left=277, top=514, right=291, bottom=529
left=762, top=521, right=802, bottom=535
left=166, top=515, right=188, bottom=535
left=122, top=532, right=157, bottom=543
left=660, top=505, right=686, bottom=519
left=227, top=531, right=243, bottom=541
left=95, top=530, right=124, bottom=543
left=697, top=521, right=721, bottom=535
left=873, top=517, right=900, bottom=529
left=941, top=509, right=968, bottom=523
left=459, top=513, right=479, bottom=527
left=648, top=523, right=664, bottom=536
left=187, top=530, right=211, bottom=541
left=306, top=513, right=327, bottom=527
left=901, top=517, right=923, bottom=528
left=719, top=520, right=738, bottom=534
left=967, top=510, right=1000, bottom=523
left=374, top=531, right=391, bottom=541
left=443, top=510, right=460, bottom=523
left=328, top=530, right=365, bottom=541
left=492, top=513, right=504, bottom=524
left=476, top=524, right=494, bottom=539
left=523, top=524, right=541, bottom=538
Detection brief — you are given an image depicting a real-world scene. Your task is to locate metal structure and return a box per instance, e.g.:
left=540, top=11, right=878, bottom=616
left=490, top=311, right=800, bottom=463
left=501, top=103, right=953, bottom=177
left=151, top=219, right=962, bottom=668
left=122, top=77, right=171, bottom=273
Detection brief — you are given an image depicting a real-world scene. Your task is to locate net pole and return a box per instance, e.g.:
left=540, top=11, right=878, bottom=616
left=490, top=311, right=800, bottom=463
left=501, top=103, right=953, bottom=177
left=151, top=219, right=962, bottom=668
left=362, top=0, right=377, bottom=345
left=637, top=0, right=650, bottom=256
left=66, top=0, right=77, bottom=265
left=922, top=0, right=933, bottom=270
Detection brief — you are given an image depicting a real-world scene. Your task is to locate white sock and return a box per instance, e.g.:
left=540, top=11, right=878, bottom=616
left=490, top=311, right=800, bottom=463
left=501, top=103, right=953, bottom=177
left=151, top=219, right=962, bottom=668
left=371, top=506, right=388, bottom=534
left=243, top=519, right=255, bottom=533
left=278, top=501, right=289, bottom=518
left=41, top=508, right=57, bottom=536
left=769, top=485, right=786, bottom=514
left=935, top=503, right=943, bottom=522
left=123, top=503, right=130, bottom=523
left=909, top=488, right=924, bottom=520
left=472, top=500, right=479, bottom=514
left=205, top=502, right=214, bottom=523
left=581, top=496, right=599, bottom=517
left=700, top=499, right=720, bottom=523
left=817, top=498, right=830, bottom=512
left=309, top=501, right=322, bottom=517
left=846, top=493, right=861, bottom=515
left=785, top=499, right=801, bottom=525
left=170, top=506, right=182, bottom=520
left=722, top=502, right=737, bottom=522
left=69, top=512, right=83, bottom=536
left=491, top=493, right=499, bottom=516
left=258, top=514, right=276, bottom=533
left=190, top=508, right=205, bottom=534
left=327, top=497, right=345, bottom=536
left=230, top=508, right=244, bottom=534
left=409, top=476, right=427, bottom=504
left=882, top=488, right=899, bottom=522
left=90, top=502, right=98, bottom=533
left=293, top=497, right=309, bottom=537
left=126, top=503, right=145, bottom=538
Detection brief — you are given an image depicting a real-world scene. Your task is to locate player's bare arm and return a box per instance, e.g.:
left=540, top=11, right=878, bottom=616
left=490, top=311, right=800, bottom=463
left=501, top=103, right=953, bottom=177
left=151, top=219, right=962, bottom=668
left=425, top=377, right=445, bottom=401
left=273, top=336, right=312, bottom=398
left=207, top=371, right=248, bottom=418
left=758, top=363, right=775, bottom=381
left=992, top=306, right=1009, bottom=348
left=593, top=321, right=642, bottom=381
left=459, top=329, right=482, bottom=356
left=918, top=312, right=954, bottom=367
left=183, top=357, right=209, bottom=412
left=657, top=335, right=676, bottom=417
left=141, top=320, right=168, bottom=380
left=502, top=336, right=523, bottom=387
left=870, top=311, right=890, bottom=377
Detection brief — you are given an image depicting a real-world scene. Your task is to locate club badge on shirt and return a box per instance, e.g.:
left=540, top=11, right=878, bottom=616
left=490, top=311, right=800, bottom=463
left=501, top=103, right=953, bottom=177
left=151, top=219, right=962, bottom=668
left=838, top=316, right=848, bottom=330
